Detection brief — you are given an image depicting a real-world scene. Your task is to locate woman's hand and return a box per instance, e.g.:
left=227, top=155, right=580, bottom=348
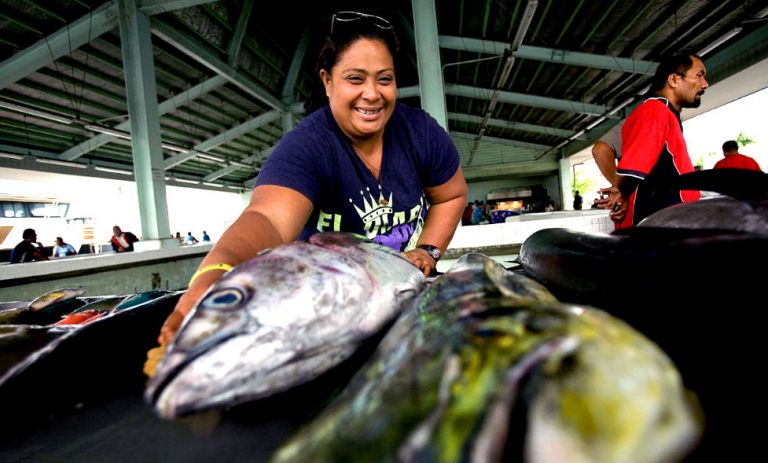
left=403, top=248, right=437, bottom=277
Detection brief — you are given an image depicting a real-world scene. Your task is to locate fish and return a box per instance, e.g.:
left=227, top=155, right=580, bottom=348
left=637, top=196, right=768, bottom=235
left=145, top=232, right=426, bottom=419
left=0, top=325, right=71, bottom=377
left=28, top=287, right=87, bottom=311
left=113, top=290, right=171, bottom=312
left=271, top=254, right=701, bottom=463
left=0, top=291, right=180, bottom=426
left=54, top=309, right=106, bottom=325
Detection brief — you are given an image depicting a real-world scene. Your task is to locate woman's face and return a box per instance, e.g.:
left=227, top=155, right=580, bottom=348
left=321, top=38, right=396, bottom=143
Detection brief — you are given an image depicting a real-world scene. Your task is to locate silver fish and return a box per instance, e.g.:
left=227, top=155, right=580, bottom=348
left=272, top=254, right=700, bottom=463
left=146, top=233, right=425, bottom=419
left=28, top=287, right=86, bottom=311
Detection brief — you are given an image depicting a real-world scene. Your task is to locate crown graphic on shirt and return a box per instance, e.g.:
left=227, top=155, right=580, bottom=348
left=352, top=187, right=393, bottom=224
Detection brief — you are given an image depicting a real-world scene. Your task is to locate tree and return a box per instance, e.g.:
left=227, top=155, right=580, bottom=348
left=735, top=132, right=756, bottom=148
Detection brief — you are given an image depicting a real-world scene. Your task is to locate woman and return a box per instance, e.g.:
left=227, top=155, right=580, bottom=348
left=157, top=11, right=467, bottom=345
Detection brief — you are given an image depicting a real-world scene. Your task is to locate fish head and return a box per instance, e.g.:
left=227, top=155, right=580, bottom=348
left=145, top=269, right=256, bottom=416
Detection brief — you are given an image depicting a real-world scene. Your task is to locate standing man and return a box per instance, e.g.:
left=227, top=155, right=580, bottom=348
left=610, top=54, right=708, bottom=228
left=591, top=118, right=625, bottom=210
left=714, top=140, right=762, bottom=171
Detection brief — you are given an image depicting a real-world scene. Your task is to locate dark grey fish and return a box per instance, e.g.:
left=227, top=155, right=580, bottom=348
left=638, top=196, right=768, bottom=235
left=271, top=254, right=700, bottom=463
left=146, top=233, right=425, bottom=419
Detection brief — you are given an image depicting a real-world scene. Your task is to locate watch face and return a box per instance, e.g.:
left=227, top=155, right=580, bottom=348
left=419, top=245, right=440, bottom=260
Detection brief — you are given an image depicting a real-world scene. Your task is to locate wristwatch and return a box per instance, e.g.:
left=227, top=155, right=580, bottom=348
left=417, top=244, right=441, bottom=262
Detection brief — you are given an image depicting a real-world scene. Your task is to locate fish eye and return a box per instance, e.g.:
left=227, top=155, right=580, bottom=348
left=200, top=287, right=247, bottom=311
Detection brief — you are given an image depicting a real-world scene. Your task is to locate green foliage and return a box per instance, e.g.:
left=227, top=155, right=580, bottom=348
left=572, top=169, right=596, bottom=196
left=735, top=132, right=756, bottom=147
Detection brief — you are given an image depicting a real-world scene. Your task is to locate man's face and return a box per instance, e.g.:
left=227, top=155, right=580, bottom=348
left=673, top=57, right=708, bottom=108
left=113, top=226, right=121, bottom=236
left=55, top=238, right=63, bottom=246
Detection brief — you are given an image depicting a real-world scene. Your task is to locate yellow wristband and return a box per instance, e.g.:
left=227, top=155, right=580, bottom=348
left=188, top=263, right=233, bottom=287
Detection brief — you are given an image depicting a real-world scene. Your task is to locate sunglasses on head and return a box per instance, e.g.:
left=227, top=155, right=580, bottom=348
left=330, top=11, right=393, bottom=35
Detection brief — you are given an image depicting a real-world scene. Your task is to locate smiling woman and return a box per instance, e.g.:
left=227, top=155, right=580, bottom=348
left=155, top=10, right=469, bottom=346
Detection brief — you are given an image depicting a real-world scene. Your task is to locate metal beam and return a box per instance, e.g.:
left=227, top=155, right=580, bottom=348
left=138, top=0, right=217, bottom=16
left=118, top=0, right=171, bottom=240
left=0, top=0, right=221, bottom=91
left=0, top=3, right=118, bottom=90
left=151, top=17, right=284, bottom=111
left=462, top=159, right=560, bottom=181
left=203, top=146, right=272, bottom=182
left=227, top=0, right=254, bottom=67
left=412, top=0, right=448, bottom=128
left=452, top=131, right=552, bottom=151
left=445, top=83, right=607, bottom=115
left=164, top=110, right=281, bottom=169
left=439, top=35, right=658, bottom=75
left=447, top=112, right=579, bottom=139
left=59, top=75, right=227, bottom=160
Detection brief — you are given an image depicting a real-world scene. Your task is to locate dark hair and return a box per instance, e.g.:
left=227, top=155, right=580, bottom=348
left=649, top=54, right=702, bottom=92
left=722, top=140, right=738, bottom=152
left=304, top=14, right=400, bottom=114
left=22, top=228, right=36, bottom=239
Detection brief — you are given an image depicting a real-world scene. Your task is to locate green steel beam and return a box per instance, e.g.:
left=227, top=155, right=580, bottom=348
left=412, top=0, right=448, bottom=128
left=447, top=112, right=579, bottom=139
left=117, top=0, right=170, bottom=241
left=164, top=109, right=281, bottom=169
left=439, top=35, right=658, bottom=75
left=151, top=17, right=284, bottom=110
left=227, top=0, right=254, bottom=67
left=60, top=74, right=227, bottom=160
left=446, top=83, right=608, bottom=115
left=452, top=131, right=552, bottom=151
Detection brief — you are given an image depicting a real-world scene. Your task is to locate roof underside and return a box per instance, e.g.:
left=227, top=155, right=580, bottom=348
left=1, top=0, right=767, bottom=191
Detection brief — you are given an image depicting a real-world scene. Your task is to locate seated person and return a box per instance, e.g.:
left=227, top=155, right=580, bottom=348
left=10, top=228, right=49, bottom=263
left=52, top=237, right=77, bottom=257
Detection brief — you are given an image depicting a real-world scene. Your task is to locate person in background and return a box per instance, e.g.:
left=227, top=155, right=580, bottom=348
left=202, top=231, right=211, bottom=242
left=572, top=190, right=583, bottom=210
left=713, top=140, right=762, bottom=171
left=110, top=225, right=139, bottom=253
left=185, top=232, right=199, bottom=245
left=52, top=236, right=77, bottom=257
left=611, top=54, right=708, bottom=228
left=155, top=10, right=467, bottom=346
left=175, top=232, right=183, bottom=244
left=591, top=118, right=625, bottom=210
left=9, top=228, right=48, bottom=263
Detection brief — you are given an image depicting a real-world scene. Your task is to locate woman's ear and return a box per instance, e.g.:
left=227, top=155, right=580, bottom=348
left=320, top=69, right=332, bottom=98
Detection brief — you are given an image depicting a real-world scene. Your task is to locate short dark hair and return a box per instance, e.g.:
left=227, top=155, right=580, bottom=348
left=304, top=13, right=400, bottom=114
left=650, top=54, right=702, bottom=92
left=722, top=140, right=738, bottom=152
left=22, top=228, right=36, bottom=239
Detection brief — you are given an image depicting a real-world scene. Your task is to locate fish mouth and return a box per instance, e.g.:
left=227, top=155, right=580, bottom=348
left=145, top=331, right=239, bottom=407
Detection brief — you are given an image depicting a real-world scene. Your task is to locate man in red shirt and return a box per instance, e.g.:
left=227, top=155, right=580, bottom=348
left=714, top=140, right=762, bottom=171
left=610, top=54, right=708, bottom=229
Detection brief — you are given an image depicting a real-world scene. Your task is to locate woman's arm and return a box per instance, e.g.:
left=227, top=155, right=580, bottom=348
left=158, top=185, right=312, bottom=345
left=404, top=167, right=468, bottom=276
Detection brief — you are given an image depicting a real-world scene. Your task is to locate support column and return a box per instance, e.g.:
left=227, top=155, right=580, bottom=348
left=412, top=0, right=448, bottom=129
left=559, top=155, right=573, bottom=211
left=117, top=0, right=173, bottom=248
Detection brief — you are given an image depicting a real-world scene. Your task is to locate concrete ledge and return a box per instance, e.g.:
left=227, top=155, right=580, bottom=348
left=0, top=243, right=213, bottom=301
left=449, top=210, right=612, bottom=249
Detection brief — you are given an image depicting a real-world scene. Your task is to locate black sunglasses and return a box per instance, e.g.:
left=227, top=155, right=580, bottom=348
left=330, top=11, right=393, bottom=35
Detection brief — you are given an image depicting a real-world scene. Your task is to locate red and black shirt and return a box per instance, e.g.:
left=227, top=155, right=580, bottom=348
left=617, top=97, right=700, bottom=228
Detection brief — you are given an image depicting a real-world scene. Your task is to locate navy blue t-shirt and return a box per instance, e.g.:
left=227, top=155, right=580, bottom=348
left=254, top=103, right=460, bottom=252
